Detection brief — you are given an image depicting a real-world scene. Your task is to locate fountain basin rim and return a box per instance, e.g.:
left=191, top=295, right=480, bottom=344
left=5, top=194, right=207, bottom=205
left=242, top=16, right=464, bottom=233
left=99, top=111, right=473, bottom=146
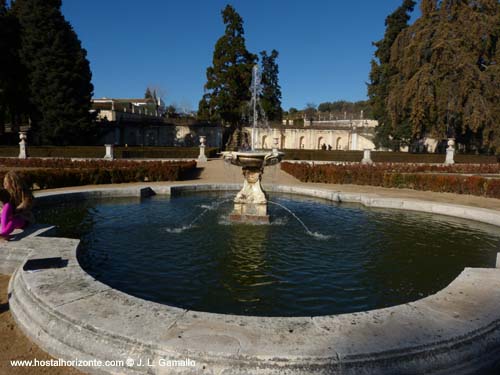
left=222, top=150, right=284, bottom=157
left=222, top=150, right=285, bottom=168
left=4, top=183, right=500, bottom=374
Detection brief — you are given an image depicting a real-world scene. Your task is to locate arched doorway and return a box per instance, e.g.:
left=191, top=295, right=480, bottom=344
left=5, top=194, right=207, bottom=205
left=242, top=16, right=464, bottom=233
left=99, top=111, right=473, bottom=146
left=336, top=137, right=343, bottom=150
left=318, top=137, right=324, bottom=150
left=299, top=136, right=305, bottom=149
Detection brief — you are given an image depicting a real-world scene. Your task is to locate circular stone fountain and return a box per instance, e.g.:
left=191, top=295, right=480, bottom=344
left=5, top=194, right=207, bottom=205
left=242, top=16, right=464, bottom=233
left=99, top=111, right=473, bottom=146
left=4, top=185, right=500, bottom=374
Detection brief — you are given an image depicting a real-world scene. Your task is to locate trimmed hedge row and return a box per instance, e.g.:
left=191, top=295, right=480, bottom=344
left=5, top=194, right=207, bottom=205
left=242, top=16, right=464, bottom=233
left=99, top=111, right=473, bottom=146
left=281, top=162, right=500, bottom=199
left=283, top=150, right=363, bottom=162
left=0, top=160, right=197, bottom=190
left=0, top=146, right=219, bottom=159
left=282, top=161, right=500, bottom=174
left=383, top=173, right=500, bottom=197
left=0, top=157, right=193, bottom=169
left=282, top=149, right=498, bottom=164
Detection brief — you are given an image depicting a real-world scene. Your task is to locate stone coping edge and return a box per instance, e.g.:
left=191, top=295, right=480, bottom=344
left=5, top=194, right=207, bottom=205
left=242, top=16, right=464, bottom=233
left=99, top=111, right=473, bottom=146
left=4, top=183, right=500, bottom=374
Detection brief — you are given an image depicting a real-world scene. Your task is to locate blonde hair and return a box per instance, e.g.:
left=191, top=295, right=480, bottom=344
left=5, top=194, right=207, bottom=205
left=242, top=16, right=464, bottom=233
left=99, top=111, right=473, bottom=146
left=3, top=171, right=33, bottom=212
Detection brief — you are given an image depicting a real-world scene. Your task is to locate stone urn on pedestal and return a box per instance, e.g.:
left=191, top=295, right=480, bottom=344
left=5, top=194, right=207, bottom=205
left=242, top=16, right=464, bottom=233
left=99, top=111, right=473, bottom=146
left=198, top=136, right=208, bottom=162
left=445, top=139, right=455, bottom=165
left=18, top=132, right=28, bottom=159
left=222, top=150, right=284, bottom=224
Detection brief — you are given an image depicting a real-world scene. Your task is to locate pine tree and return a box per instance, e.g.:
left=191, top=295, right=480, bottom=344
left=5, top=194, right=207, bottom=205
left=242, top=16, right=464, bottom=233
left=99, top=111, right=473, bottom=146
left=260, top=49, right=282, bottom=122
left=198, top=5, right=257, bottom=128
left=144, top=88, right=153, bottom=99
left=12, top=0, right=95, bottom=145
left=368, top=0, right=416, bottom=150
left=387, top=0, right=500, bottom=152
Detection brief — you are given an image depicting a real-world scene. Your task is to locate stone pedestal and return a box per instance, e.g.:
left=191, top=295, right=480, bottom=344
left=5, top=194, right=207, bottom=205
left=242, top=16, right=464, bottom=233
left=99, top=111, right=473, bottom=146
left=222, top=149, right=284, bottom=224
left=361, top=149, right=373, bottom=165
left=104, top=144, right=114, bottom=160
left=229, top=167, right=269, bottom=224
left=198, top=136, right=208, bottom=162
left=445, top=139, right=455, bottom=165
left=18, top=132, right=27, bottom=159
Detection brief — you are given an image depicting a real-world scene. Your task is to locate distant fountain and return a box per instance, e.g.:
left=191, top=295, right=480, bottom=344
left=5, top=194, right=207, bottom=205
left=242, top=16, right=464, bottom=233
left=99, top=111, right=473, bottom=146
left=222, top=65, right=284, bottom=224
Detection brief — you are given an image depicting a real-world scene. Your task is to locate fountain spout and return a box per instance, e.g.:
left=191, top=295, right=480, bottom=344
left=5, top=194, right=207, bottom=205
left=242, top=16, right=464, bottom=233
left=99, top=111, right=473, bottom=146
left=250, top=64, right=260, bottom=151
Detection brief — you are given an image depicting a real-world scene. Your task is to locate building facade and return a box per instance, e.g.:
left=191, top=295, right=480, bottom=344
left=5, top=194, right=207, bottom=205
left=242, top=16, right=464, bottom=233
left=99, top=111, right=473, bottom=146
left=244, top=119, right=377, bottom=150
left=92, top=98, right=223, bottom=147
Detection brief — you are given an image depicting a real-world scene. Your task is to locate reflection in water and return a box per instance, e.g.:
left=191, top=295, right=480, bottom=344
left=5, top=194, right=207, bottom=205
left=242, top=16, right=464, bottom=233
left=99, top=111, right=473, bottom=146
left=35, top=193, right=500, bottom=317
left=222, top=224, right=269, bottom=308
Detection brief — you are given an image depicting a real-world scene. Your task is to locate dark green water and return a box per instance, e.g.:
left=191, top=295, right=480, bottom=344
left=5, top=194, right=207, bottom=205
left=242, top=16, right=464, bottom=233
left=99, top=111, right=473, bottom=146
left=34, top=193, right=500, bottom=317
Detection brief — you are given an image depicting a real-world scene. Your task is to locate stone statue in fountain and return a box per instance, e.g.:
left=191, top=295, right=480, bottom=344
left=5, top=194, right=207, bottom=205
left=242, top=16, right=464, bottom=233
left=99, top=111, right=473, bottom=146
left=224, top=150, right=283, bottom=223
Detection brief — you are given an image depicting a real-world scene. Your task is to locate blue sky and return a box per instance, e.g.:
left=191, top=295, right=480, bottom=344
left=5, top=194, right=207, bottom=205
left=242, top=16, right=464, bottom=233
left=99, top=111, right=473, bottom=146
left=61, top=0, right=420, bottom=112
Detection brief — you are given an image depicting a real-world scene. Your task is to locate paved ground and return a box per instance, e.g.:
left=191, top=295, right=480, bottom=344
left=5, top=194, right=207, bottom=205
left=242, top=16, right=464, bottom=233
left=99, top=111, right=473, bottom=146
left=0, top=275, right=82, bottom=375
left=2, top=158, right=500, bottom=374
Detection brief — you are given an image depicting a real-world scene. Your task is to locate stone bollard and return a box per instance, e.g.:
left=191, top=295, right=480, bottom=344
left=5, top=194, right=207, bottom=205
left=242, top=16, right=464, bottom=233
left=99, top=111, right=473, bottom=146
left=496, top=253, right=500, bottom=269
left=18, top=132, right=28, bottom=159
left=104, top=144, right=114, bottom=160
left=361, top=149, right=373, bottom=165
left=198, top=136, right=207, bottom=162
left=445, top=139, right=455, bottom=165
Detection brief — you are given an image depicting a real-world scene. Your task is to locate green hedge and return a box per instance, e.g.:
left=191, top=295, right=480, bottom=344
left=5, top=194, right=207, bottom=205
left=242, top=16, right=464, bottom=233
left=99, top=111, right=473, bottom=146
left=121, top=147, right=219, bottom=159
left=0, top=146, right=219, bottom=159
left=283, top=150, right=363, bottom=162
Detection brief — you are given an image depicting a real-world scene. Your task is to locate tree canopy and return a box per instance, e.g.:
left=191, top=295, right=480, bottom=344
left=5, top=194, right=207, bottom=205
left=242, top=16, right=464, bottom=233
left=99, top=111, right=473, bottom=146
left=0, top=0, right=24, bottom=134
left=370, top=0, right=500, bottom=153
left=11, top=0, right=95, bottom=145
left=260, top=49, right=282, bottom=122
left=368, top=0, right=416, bottom=150
left=317, top=100, right=372, bottom=119
left=198, top=5, right=257, bottom=126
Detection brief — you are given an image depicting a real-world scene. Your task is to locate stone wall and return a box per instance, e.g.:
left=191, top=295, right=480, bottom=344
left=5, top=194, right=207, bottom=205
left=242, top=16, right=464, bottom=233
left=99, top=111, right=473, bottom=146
left=99, top=122, right=223, bottom=147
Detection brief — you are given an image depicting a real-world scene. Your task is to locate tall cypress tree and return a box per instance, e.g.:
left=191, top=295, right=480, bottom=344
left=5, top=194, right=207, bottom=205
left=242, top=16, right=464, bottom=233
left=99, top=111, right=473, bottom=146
left=260, top=49, right=282, bottom=122
left=0, top=0, right=25, bottom=135
left=12, top=0, right=95, bottom=145
left=198, top=5, right=257, bottom=127
left=368, top=0, right=416, bottom=150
